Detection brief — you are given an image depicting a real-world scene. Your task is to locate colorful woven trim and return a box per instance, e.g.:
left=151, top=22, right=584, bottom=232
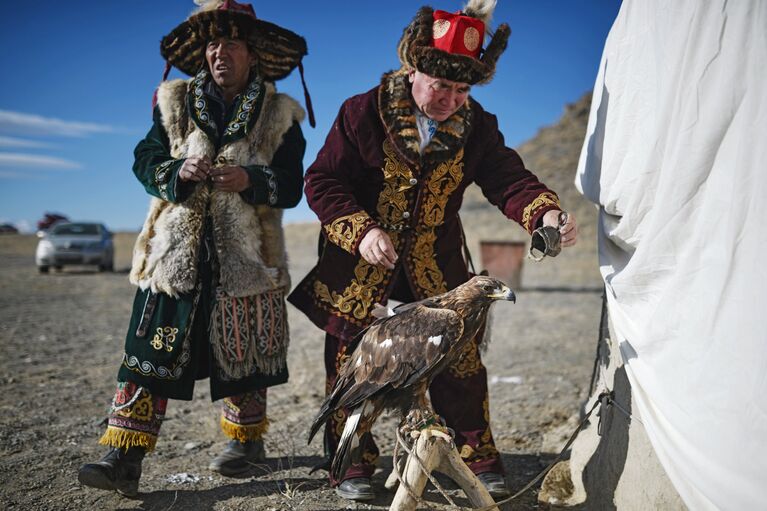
left=210, top=290, right=289, bottom=380
left=100, top=382, right=167, bottom=453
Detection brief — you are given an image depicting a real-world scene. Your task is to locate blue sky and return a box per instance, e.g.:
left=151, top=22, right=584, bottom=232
left=0, top=1, right=621, bottom=232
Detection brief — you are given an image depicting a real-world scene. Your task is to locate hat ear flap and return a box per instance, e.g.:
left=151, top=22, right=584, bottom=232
left=477, top=23, right=510, bottom=84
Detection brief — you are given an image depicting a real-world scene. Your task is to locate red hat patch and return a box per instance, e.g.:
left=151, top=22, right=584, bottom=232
left=432, top=10, right=485, bottom=58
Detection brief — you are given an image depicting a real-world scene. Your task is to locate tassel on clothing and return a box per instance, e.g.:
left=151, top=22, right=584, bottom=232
left=99, top=426, right=158, bottom=453
left=220, top=416, right=269, bottom=443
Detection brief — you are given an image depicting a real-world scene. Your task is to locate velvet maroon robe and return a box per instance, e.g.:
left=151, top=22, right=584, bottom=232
left=288, top=70, right=560, bottom=340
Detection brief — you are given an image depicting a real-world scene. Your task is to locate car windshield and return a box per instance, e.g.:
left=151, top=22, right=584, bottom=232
left=51, top=223, right=101, bottom=236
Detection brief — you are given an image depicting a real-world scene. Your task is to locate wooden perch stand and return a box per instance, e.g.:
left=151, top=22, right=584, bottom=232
left=385, top=426, right=499, bottom=511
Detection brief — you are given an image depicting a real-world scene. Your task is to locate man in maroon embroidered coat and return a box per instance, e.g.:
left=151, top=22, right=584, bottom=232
left=288, top=0, right=577, bottom=501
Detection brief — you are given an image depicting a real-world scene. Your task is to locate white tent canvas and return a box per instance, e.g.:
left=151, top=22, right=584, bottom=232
left=563, top=1, right=767, bottom=509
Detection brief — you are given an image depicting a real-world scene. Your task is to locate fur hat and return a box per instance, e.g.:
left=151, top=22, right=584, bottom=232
left=397, top=0, right=511, bottom=85
left=160, top=0, right=307, bottom=81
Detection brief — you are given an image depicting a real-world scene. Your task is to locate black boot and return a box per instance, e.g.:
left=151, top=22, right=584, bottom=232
left=208, top=439, right=265, bottom=476
left=336, top=477, right=375, bottom=501
left=78, top=446, right=145, bottom=497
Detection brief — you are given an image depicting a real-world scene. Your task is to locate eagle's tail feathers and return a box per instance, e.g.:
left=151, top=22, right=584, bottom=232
left=308, top=395, right=338, bottom=443
left=308, top=377, right=355, bottom=444
left=331, top=402, right=365, bottom=481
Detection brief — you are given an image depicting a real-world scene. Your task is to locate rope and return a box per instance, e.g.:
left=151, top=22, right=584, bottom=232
left=588, top=290, right=608, bottom=396
left=392, top=428, right=460, bottom=510
left=390, top=393, right=610, bottom=511
left=469, top=394, right=606, bottom=511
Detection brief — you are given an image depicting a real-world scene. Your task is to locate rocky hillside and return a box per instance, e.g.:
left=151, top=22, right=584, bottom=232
left=459, top=92, right=600, bottom=286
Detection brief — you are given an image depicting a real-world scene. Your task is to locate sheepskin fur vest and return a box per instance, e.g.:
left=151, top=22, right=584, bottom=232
left=130, top=78, right=305, bottom=298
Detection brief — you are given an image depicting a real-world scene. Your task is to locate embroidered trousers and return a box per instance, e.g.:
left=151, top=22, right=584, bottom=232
left=98, top=381, right=268, bottom=452
left=323, top=331, right=504, bottom=485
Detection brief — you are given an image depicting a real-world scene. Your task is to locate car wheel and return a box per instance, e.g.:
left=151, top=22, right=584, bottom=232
left=39, top=266, right=49, bottom=274
left=54, top=265, right=63, bottom=271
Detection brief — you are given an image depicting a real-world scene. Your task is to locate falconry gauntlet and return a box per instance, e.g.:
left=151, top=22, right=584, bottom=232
left=529, top=212, right=568, bottom=262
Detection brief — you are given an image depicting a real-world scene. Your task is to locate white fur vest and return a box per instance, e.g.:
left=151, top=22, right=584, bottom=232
left=130, top=78, right=304, bottom=298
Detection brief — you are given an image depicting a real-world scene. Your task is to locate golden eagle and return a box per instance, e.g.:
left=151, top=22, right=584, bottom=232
left=308, top=275, right=516, bottom=481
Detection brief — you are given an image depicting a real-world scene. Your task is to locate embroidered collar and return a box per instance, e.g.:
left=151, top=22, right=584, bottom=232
left=187, top=69, right=266, bottom=146
left=378, top=70, right=473, bottom=169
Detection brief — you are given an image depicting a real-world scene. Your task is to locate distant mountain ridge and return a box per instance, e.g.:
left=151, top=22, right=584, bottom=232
left=462, top=91, right=593, bottom=224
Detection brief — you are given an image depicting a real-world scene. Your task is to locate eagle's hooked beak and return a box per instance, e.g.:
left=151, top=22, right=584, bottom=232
left=489, top=285, right=516, bottom=303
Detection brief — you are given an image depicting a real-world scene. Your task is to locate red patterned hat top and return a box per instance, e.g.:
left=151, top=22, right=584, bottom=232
left=432, top=10, right=486, bottom=59
left=217, top=0, right=256, bottom=18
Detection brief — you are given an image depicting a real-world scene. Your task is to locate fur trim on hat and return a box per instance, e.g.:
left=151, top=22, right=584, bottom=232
left=397, top=5, right=510, bottom=85
left=161, top=1, right=307, bottom=81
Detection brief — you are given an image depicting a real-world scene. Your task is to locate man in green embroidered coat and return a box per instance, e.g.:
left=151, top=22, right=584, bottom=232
left=78, top=0, right=311, bottom=497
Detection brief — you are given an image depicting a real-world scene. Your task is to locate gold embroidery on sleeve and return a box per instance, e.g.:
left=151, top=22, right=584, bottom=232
left=521, top=191, right=560, bottom=233
left=323, top=211, right=374, bottom=254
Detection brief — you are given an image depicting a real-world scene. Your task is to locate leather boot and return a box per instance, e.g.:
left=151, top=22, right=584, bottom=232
left=336, top=477, right=375, bottom=501
left=78, top=446, right=145, bottom=498
left=208, top=439, right=265, bottom=476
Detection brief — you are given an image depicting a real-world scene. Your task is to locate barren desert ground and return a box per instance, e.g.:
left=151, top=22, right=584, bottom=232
left=0, top=213, right=601, bottom=510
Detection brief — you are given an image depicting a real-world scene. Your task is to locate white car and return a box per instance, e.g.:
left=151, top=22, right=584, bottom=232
left=35, top=222, right=114, bottom=273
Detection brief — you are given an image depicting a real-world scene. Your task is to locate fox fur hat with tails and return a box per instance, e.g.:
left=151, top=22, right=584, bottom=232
left=160, top=0, right=307, bottom=81
left=397, top=0, right=510, bottom=85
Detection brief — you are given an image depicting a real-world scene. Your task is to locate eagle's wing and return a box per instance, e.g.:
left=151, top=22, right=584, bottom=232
left=334, top=303, right=464, bottom=410
left=307, top=303, right=463, bottom=443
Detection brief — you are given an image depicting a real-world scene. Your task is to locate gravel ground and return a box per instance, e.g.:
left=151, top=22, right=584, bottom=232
left=0, top=222, right=601, bottom=511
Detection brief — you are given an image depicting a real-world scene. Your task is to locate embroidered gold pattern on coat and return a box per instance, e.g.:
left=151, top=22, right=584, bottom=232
left=408, top=148, right=465, bottom=297
left=314, top=258, right=388, bottom=321
left=323, top=211, right=374, bottom=254
left=378, top=139, right=416, bottom=226
left=150, top=326, right=179, bottom=352
left=411, top=228, right=448, bottom=296
left=521, top=191, right=560, bottom=233
left=422, top=148, right=464, bottom=227
left=460, top=393, right=499, bottom=461
left=330, top=344, right=353, bottom=437
left=448, top=338, right=482, bottom=378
